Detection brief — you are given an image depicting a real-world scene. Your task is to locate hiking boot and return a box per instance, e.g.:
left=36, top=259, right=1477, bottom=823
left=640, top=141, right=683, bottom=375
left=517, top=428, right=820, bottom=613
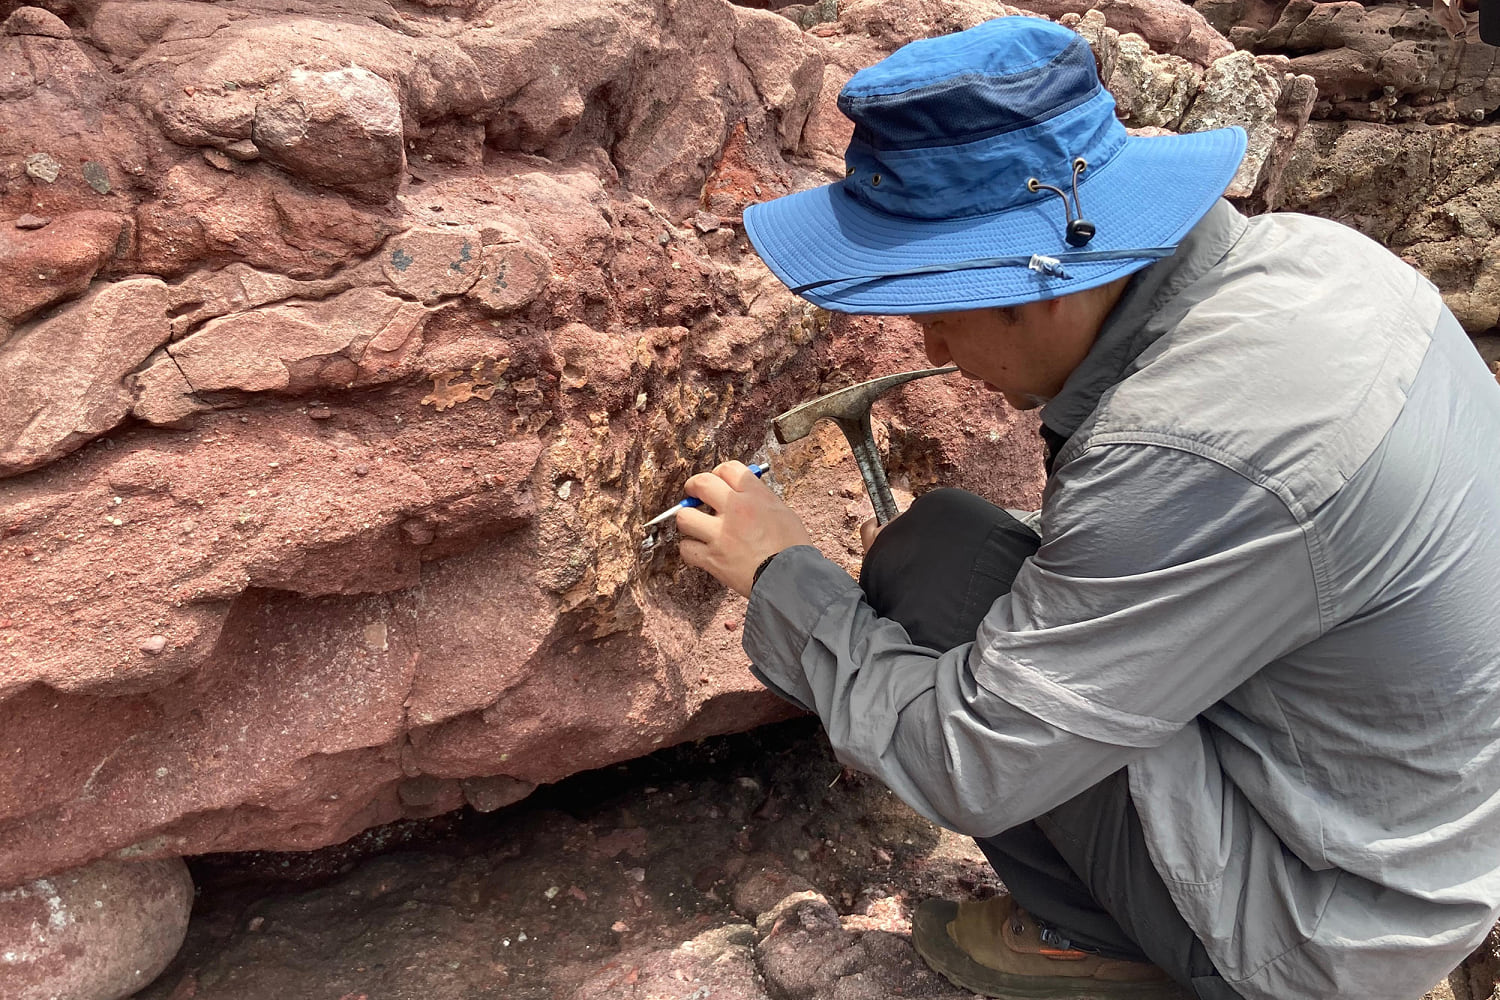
left=911, top=895, right=1189, bottom=998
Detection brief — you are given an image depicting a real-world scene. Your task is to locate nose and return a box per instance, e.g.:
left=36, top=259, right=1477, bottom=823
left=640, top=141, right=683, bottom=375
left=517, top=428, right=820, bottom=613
left=921, top=324, right=950, bottom=367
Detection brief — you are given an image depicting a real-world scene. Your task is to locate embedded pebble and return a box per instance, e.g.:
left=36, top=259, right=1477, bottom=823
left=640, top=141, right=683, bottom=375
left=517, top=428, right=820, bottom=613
left=139, top=635, right=168, bottom=655
left=15, top=213, right=50, bottom=229
left=203, top=149, right=236, bottom=172
left=223, top=140, right=260, bottom=161
left=24, top=152, right=60, bottom=183
left=0, top=857, right=194, bottom=1000
left=82, top=161, right=111, bottom=194
left=401, top=520, right=435, bottom=545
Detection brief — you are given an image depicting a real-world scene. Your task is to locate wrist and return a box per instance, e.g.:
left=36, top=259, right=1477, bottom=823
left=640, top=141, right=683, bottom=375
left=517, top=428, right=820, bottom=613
left=751, top=550, right=782, bottom=589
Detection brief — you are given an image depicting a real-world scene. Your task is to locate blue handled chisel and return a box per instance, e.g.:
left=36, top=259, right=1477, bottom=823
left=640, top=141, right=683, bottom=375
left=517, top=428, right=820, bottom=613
left=642, top=463, right=768, bottom=529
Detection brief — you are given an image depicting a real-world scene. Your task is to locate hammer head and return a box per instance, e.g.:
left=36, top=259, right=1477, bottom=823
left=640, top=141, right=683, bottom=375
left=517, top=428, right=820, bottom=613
left=772, top=366, right=959, bottom=444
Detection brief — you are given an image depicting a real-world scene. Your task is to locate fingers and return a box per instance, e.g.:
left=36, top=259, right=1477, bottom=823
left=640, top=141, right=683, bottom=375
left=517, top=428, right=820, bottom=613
left=860, top=516, right=882, bottom=553
left=712, top=460, right=765, bottom=492
left=684, top=470, right=735, bottom=510
left=675, top=504, right=716, bottom=543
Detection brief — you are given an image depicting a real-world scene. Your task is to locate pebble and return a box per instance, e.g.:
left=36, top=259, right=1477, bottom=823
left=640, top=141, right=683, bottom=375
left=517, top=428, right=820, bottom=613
left=401, top=520, right=435, bottom=546
left=139, top=635, right=168, bottom=655
left=353, top=464, right=370, bottom=476
left=82, top=161, right=111, bottom=194
left=15, top=213, right=50, bottom=229
left=223, top=140, right=259, bottom=161
left=24, top=152, right=60, bottom=183
left=202, top=149, right=236, bottom=172
left=307, top=406, right=333, bottom=420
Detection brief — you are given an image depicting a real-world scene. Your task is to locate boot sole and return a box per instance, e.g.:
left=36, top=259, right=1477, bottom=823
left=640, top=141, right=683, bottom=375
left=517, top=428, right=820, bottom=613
left=911, top=899, right=1191, bottom=1000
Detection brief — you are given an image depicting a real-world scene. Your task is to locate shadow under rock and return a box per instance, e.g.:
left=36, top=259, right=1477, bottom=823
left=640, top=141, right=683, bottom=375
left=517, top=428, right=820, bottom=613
left=135, top=717, right=985, bottom=1000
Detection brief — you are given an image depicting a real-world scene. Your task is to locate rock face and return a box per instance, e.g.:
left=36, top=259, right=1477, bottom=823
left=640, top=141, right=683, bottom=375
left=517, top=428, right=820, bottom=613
left=0, top=857, right=194, bottom=1000
left=0, top=0, right=1485, bottom=972
left=0, top=0, right=1054, bottom=900
left=1188, top=0, right=1500, bottom=332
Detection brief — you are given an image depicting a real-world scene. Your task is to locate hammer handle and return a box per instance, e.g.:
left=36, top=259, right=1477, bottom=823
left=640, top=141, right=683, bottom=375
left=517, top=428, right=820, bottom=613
left=836, top=411, right=901, bottom=526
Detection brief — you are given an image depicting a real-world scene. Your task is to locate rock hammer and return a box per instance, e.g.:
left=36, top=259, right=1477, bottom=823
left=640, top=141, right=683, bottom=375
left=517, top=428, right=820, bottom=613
left=772, top=367, right=958, bottom=526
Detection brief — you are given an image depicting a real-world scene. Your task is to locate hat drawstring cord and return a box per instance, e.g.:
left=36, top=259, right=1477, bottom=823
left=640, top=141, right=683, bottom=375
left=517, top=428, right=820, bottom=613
left=1026, top=158, right=1096, bottom=248
left=786, top=245, right=1178, bottom=295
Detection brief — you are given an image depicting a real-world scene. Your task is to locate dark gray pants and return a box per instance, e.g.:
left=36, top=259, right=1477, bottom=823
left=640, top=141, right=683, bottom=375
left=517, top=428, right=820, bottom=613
left=860, top=488, right=1235, bottom=1000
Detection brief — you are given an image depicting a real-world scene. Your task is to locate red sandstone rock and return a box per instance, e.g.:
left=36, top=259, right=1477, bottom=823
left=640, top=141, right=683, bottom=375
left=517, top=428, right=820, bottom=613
left=0, top=210, right=128, bottom=326
left=0, top=857, right=193, bottom=1000
left=0, top=278, right=170, bottom=476
left=1199, top=0, right=1500, bottom=125
left=3, top=6, right=71, bottom=39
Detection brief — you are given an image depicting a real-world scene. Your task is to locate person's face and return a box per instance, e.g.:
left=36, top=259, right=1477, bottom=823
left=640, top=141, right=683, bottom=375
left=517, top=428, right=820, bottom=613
left=913, top=278, right=1133, bottom=410
left=916, top=302, right=1090, bottom=410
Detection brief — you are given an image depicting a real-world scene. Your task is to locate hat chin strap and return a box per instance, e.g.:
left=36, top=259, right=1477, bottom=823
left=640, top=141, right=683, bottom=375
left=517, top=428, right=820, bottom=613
left=788, top=246, right=1178, bottom=295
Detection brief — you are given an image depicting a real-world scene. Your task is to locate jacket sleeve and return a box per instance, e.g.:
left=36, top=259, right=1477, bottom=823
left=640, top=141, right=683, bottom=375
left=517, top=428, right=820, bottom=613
left=741, top=442, right=1323, bottom=838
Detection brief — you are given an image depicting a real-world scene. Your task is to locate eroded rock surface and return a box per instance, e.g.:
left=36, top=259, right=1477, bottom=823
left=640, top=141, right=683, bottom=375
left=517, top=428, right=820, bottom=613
left=1185, top=0, right=1500, bottom=331
left=0, top=0, right=1051, bottom=900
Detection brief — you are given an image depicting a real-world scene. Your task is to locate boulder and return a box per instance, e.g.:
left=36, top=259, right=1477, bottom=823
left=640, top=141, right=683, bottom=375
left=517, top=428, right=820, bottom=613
left=1179, top=50, right=1294, bottom=197
left=2, top=7, right=72, bottom=39
left=252, top=66, right=407, bottom=201
left=1109, top=32, right=1204, bottom=129
left=0, top=857, right=193, bottom=1000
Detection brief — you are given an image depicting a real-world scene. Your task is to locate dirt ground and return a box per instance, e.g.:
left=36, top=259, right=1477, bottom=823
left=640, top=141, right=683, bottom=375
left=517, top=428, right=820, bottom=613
left=130, top=718, right=1498, bottom=1000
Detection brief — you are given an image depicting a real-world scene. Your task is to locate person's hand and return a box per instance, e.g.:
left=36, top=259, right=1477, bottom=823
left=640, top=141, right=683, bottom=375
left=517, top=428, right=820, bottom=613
left=676, top=461, right=813, bottom=598
left=859, top=515, right=885, bottom=554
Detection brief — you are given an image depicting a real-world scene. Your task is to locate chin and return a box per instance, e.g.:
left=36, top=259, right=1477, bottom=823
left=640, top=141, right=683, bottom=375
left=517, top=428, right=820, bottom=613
left=1004, top=392, right=1050, bottom=410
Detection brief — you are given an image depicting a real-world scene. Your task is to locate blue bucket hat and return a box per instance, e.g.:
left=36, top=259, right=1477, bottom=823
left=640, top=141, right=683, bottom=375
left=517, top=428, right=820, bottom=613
left=742, top=16, right=1247, bottom=315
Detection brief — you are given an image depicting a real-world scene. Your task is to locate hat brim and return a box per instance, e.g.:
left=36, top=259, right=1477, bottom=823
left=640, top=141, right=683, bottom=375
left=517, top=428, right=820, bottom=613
left=743, top=127, right=1248, bottom=315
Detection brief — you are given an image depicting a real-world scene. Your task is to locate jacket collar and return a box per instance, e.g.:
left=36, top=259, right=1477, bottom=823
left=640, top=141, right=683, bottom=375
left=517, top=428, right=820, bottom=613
left=1040, top=199, right=1249, bottom=445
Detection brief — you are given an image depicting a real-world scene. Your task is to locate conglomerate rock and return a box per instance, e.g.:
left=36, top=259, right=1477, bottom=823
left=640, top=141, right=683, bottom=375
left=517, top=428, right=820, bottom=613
left=0, top=0, right=1488, bottom=989
left=0, top=0, right=1051, bottom=903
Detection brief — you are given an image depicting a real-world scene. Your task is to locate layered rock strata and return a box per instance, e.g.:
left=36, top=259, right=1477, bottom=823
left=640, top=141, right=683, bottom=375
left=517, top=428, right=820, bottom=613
left=0, top=0, right=1063, bottom=902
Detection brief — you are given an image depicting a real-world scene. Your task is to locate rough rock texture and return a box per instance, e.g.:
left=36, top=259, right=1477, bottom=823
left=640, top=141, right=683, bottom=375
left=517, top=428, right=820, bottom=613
left=0, top=0, right=1487, bottom=982
left=1275, top=121, right=1500, bottom=332
left=0, top=0, right=1062, bottom=903
left=1186, top=0, right=1500, bottom=331
left=0, top=856, right=193, bottom=1000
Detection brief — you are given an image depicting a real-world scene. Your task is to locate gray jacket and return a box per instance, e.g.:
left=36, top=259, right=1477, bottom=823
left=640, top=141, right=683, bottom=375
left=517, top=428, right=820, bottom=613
left=744, top=200, right=1500, bottom=1000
